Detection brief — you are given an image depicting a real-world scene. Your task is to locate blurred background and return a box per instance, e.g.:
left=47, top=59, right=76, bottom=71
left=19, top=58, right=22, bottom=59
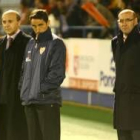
left=0, top=0, right=140, bottom=139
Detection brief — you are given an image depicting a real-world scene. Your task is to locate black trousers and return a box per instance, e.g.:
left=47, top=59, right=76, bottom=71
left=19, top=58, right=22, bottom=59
left=24, top=104, right=60, bottom=140
left=0, top=104, right=28, bottom=140
left=117, top=129, right=140, bottom=140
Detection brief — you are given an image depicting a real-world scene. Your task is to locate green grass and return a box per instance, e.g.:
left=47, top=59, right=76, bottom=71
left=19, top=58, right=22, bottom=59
left=61, top=102, right=113, bottom=126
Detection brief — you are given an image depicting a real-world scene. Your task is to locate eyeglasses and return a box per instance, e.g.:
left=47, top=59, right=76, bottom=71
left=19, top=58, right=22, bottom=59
left=117, top=18, right=135, bottom=24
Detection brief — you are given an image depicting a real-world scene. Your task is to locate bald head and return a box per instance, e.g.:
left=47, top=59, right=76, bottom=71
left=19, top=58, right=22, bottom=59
left=118, top=9, right=136, bottom=19
left=2, top=10, right=21, bottom=21
left=2, top=10, right=21, bottom=35
left=117, top=9, right=138, bottom=37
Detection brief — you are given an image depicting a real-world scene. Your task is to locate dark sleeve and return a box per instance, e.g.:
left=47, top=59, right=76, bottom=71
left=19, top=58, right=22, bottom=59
left=111, top=37, right=117, bottom=62
left=18, top=39, right=31, bottom=90
left=0, top=39, right=3, bottom=74
left=41, top=39, right=66, bottom=92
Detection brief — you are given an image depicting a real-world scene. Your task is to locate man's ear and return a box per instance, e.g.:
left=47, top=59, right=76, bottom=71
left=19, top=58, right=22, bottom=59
left=134, top=17, right=138, bottom=25
left=47, top=20, right=50, bottom=26
left=18, top=20, right=21, bottom=27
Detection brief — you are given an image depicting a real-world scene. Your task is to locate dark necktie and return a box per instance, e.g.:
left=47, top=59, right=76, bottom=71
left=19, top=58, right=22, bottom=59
left=7, top=37, right=13, bottom=49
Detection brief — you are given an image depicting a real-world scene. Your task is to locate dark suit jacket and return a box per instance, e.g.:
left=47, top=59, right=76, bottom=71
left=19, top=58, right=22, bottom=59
left=112, top=25, right=140, bottom=130
left=0, top=31, right=31, bottom=140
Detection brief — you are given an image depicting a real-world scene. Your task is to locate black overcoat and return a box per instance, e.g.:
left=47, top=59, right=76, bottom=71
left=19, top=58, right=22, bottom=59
left=0, top=31, right=30, bottom=140
left=112, top=25, right=140, bottom=130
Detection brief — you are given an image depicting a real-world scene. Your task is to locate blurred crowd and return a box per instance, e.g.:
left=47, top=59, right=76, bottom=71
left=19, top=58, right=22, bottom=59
left=1, top=0, right=140, bottom=38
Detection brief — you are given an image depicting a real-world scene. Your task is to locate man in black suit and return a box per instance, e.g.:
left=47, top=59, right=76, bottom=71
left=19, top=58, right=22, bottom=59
left=112, top=9, right=140, bottom=140
left=0, top=10, right=31, bottom=140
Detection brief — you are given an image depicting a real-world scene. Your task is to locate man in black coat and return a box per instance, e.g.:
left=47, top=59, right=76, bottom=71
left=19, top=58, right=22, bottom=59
left=0, top=10, right=31, bottom=140
left=111, top=9, right=140, bottom=140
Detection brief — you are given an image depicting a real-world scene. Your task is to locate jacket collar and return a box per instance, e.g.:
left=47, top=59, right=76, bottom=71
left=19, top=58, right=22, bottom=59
left=0, top=31, right=23, bottom=45
left=31, top=27, right=53, bottom=43
left=7, top=29, right=20, bottom=40
left=118, top=25, right=140, bottom=42
left=117, top=25, right=140, bottom=54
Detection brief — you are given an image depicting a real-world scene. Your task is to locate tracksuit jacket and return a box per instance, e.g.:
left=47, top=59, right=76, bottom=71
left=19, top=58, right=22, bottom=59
left=20, top=28, right=66, bottom=105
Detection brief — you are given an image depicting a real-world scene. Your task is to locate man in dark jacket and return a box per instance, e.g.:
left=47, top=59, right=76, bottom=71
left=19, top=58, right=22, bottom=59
left=20, top=9, right=66, bottom=140
left=0, top=10, right=31, bottom=140
left=111, top=9, right=140, bottom=140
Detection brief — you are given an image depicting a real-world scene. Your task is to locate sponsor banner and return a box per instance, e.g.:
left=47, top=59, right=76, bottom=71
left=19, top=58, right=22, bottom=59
left=98, top=40, right=115, bottom=94
left=61, top=38, right=115, bottom=94
left=69, top=77, right=98, bottom=91
left=64, top=39, right=99, bottom=91
left=67, top=39, right=99, bottom=79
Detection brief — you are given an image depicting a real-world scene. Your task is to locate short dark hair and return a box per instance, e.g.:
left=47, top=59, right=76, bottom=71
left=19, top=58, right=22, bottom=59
left=29, top=9, right=48, bottom=22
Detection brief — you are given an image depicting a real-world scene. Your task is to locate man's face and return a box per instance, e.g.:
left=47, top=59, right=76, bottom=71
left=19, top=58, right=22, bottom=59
left=118, top=12, right=137, bottom=35
left=2, top=13, right=20, bottom=35
left=30, top=19, right=49, bottom=37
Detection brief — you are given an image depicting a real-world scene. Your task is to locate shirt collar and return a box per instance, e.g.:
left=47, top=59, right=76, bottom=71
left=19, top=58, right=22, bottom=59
left=7, top=29, right=20, bottom=40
